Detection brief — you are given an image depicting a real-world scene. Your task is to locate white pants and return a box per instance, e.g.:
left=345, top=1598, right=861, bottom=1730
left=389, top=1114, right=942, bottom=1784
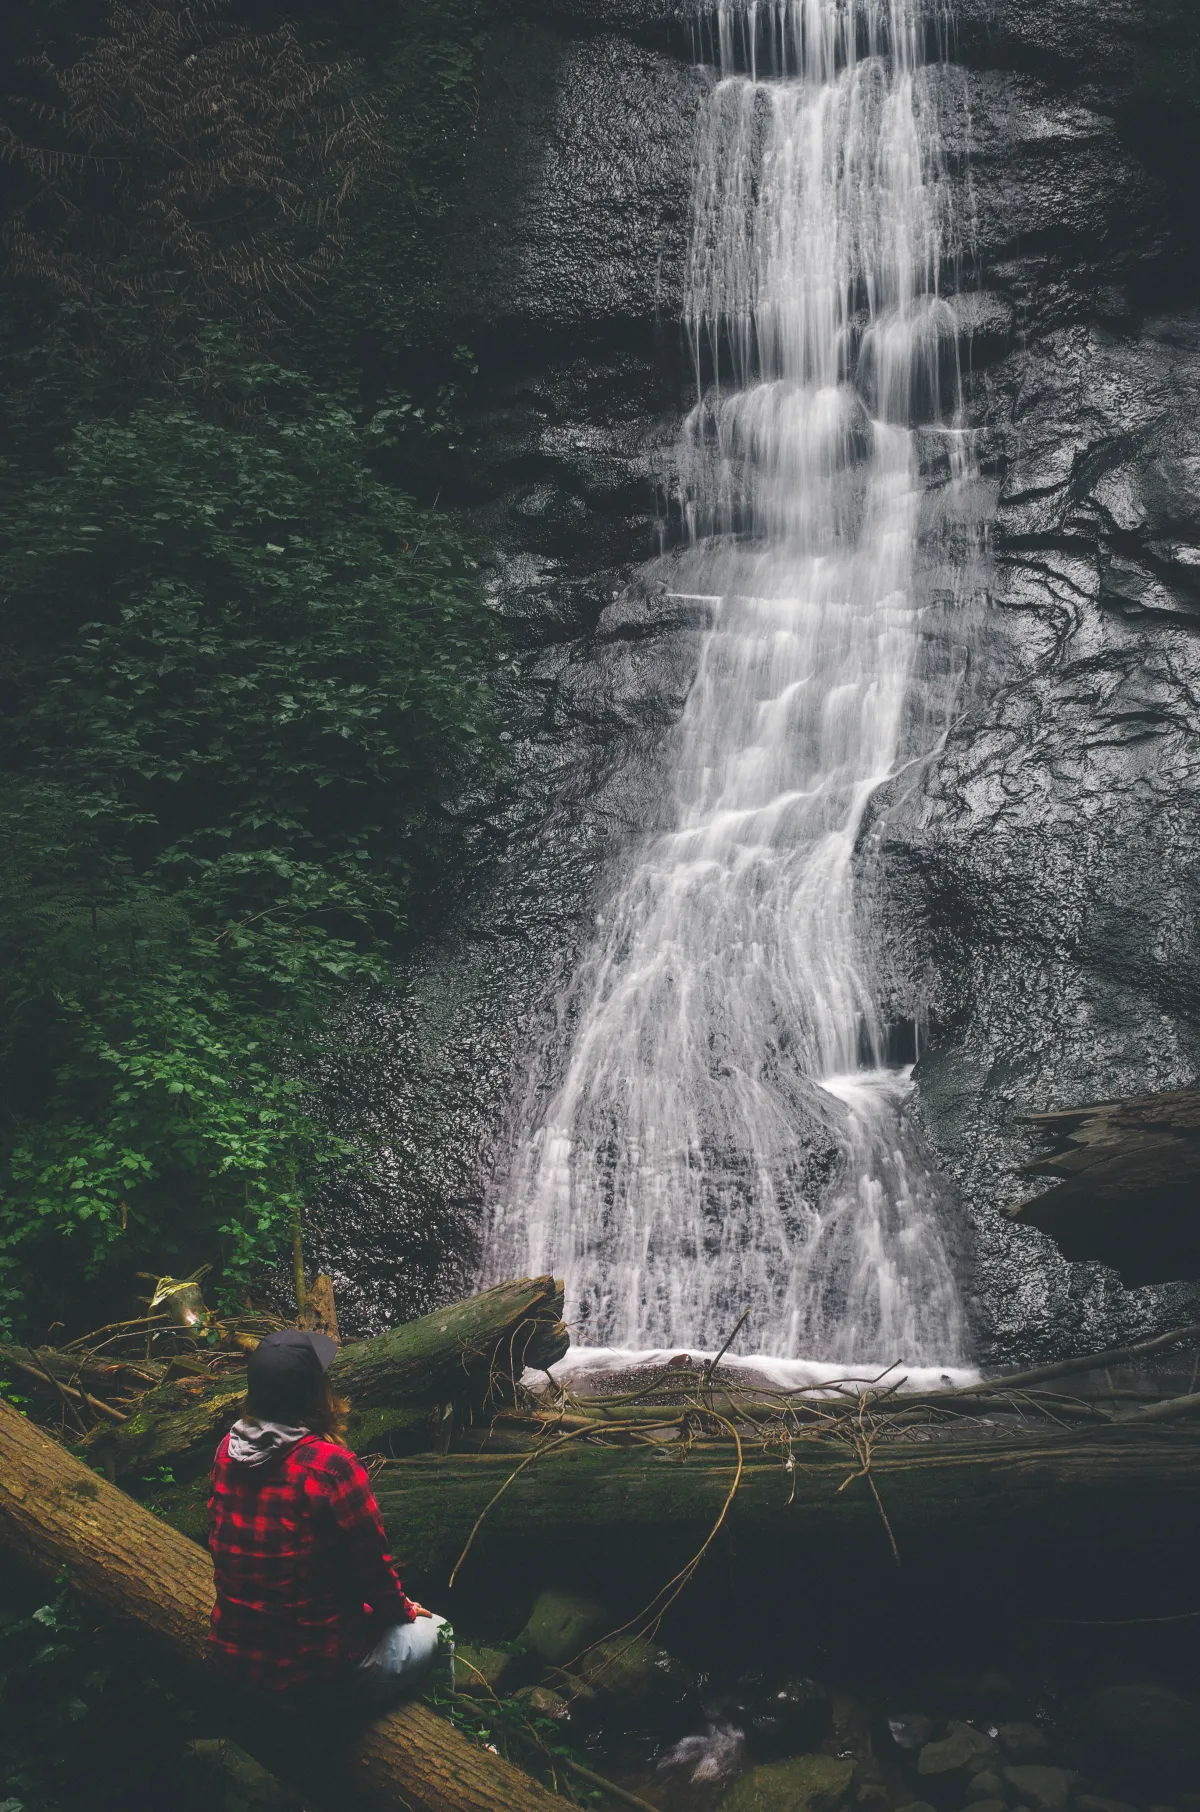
left=356, top=1614, right=454, bottom=1706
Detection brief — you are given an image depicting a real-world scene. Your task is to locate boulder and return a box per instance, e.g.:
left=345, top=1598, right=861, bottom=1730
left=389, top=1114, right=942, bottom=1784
left=857, top=1786, right=891, bottom=1811
left=889, top=1717, right=939, bottom=1754
left=1002, top=1766, right=1074, bottom=1812
left=999, top=1726, right=1052, bottom=1766
left=719, top=1755, right=857, bottom=1812
left=969, top=1802, right=1008, bottom=1812
left=518, top=1589, right=609, bottom=1666
left=455, top=1644, right=519, bottom=1698
left=578, top=1635, right=699, bottom=1736
left=512, top=1685, right=570, bottom=1720
left=920, top=1723, right=1000, bottom=1790
left=967, top=1773, right=1007, bottom=1800
left=1070, top=1684, right=1200, bottom=1791
left=1075, top=1799, right=1139, bottom=1812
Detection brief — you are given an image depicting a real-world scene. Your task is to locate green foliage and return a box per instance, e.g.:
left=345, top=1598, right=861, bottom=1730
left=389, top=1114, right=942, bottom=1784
left=0, top=344, right=498, bottom=1333
left=294, top=0, right=486, bottom=365
left=0, top=1576, right=206, bottom=1812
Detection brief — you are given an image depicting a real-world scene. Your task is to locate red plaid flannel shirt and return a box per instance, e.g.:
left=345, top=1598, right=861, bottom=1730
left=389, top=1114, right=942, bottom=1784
left=208, top=1430, right=415, bottom=1696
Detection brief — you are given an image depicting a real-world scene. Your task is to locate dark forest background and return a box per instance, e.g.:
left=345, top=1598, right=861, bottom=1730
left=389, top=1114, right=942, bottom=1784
left=0, top=0, right=499, bottom=1347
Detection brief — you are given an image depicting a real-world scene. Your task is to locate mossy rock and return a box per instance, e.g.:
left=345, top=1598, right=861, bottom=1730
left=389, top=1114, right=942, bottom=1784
left=919, top=1723, right=998, bottom=1785
left=1001, top=1767, right=1074, bottom=1812
left=519, top=1588, right=609, bottom=1665
left=455, top=1643, right=518, bottom=1697
left=579, top=1634, right=699, bottom=1732
left=719, top=1754, right=857, bottom=1812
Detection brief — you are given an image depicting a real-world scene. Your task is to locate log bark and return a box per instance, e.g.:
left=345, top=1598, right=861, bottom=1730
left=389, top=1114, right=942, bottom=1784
left=328, top=1275, right=569, bottom=1406
left=0, top=1398, right=563, bottom=1812
left=372, top=1425, right=1200, bottom=1591
left=1009, top=1087, right=1200, bottom=1284
left=0, top=1339, right=161, bottom=1399
left=89, top=1276, right=569, bottom=1479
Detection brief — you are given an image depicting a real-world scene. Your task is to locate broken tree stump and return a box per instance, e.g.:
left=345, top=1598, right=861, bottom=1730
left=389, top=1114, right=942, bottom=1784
left=1009, top=1087, right=1200, bottom=1284
left=0, top=1398, right=563, bottom=1812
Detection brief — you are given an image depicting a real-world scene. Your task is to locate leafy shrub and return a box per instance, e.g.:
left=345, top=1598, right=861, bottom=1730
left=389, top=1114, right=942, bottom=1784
left=0, top=352, right=498, bottom=1332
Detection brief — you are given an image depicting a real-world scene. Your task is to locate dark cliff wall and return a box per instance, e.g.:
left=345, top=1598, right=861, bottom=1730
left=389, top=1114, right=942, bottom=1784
left=323, top=0, right=1200, bottom=1360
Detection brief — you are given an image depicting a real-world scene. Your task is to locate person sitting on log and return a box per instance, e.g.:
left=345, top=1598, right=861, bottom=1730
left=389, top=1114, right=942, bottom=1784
left=208, top=1328, right=452, bottom=1707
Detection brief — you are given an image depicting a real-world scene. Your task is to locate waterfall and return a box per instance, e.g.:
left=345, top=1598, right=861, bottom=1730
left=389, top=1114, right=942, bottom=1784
left=485, top=0, right=980, bottom=1366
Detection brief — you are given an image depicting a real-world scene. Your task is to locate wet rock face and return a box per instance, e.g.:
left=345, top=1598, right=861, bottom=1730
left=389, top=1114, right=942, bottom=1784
left=322, top=0, right=1200, bottom=1348
left=446, top=25, right=707, bottom=326
left=872, top=318, right=1200, bottom=1359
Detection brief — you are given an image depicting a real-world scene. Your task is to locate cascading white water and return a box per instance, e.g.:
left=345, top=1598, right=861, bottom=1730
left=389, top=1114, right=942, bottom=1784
left=485, top=0, right=980, bottom=1365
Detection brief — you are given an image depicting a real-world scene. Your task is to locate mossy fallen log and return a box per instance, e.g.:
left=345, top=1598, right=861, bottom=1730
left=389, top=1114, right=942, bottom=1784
left=0, top=1398, right=565, bottom=1812
left=0, top=1340, right=161, bottom=1426
left=88, top=1276, right=569, bottom=1480
left=371, top=1425, right=1200, bottom=1595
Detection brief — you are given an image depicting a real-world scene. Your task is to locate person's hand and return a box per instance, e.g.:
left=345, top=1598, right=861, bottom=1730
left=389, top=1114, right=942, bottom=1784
left=409, top=1601, right=434, bottom=1618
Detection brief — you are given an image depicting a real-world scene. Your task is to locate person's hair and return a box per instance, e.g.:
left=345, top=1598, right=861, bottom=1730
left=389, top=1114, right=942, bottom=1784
left=245, top=1372, right=350, bottom=1444
left=305, top=1375, right=350, bottom=1443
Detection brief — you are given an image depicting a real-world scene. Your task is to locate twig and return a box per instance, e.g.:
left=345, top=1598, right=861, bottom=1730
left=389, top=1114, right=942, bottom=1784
left=1039, top=1608, right=1200, bottom=1625
left=1117, top=1389, right=1200, bottom=1425
left=950, top=1322, right=1200, bottom=1396
left=702, top=1308, right=751, bottom=1386
left=554, top=1753, right=660, bottom=1811
left=30, top=1350, right=88, bottom=1438
left=1, top=1354, right=128, bottom=1423
left=448, top=1425, right=597, bottom=1587
left=565, top=1403, right=745, bottom=1681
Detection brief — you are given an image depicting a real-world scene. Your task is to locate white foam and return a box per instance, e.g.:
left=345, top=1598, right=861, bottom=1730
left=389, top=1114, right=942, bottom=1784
left=525, top=1345, right=980, bottom=1397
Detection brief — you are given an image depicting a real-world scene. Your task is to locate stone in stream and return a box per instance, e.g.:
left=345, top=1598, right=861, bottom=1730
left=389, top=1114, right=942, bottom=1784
left=719, top=1754, right=857, bottom=1812
left=512, top=1685, right=570, bottom=1720
left=1075, top=1797, right=1139, bottom=1812
left=577, top=1633, right=699, bottom=1736
left=455, top=1644, right=519, bottom=1697
left=1002, top=1766, right=1075, bottom=1812
left=919, top=1723, right=1000, bottom=1790
left=518, top=1588, right=609, bottom=1666
left=999, top=1726, right=1052, bottom=1765
left=1070, top=1684, right=1200, bottom=1789
left=967, top=1772, right=1007, bottom=1801
left=744, top=1675, right=835, bottom=1759
left=889, top=1716, right=939, bottom=1754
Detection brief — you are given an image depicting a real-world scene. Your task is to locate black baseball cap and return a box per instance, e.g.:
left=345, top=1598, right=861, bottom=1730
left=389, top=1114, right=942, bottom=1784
left=247, top=1328, right=338, bottom=1421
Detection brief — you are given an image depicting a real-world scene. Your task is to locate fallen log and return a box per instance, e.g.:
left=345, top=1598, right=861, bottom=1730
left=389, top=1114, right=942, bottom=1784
left=372, top=1424, right=1200, bottom=1594
left=0, top=1341, right=161, bottom=1398
left=0, top=1397, right=564, bottom=1812
left=88, top=1276, right=569, bottom=1479
left=331, top=1274, right=568, bottom=1405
